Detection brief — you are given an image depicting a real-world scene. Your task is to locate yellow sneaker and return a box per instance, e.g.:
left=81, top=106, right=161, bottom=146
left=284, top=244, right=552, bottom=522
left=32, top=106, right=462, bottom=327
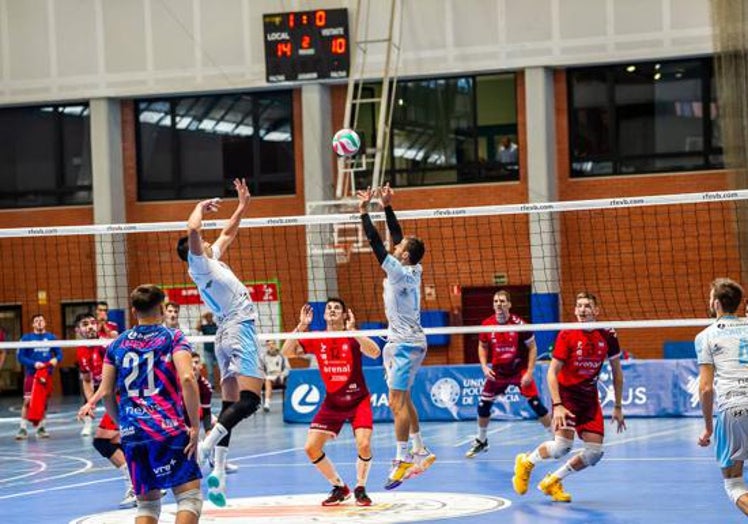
left=384, top=457, right=415, bottom=490
left=512, top=453, right=534, bottom=495
left=538, top=473, right=572, bottom=503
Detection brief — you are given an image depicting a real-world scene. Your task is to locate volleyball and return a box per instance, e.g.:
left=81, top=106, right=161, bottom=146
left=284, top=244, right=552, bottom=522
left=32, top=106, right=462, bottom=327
left=332, top=128, right=361, bottom=157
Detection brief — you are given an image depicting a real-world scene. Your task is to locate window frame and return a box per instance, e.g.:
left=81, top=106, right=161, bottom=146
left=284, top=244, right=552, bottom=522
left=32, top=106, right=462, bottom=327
left=135, top=90, right=296, bottom=202
left=567, top=57, right=723, bottom=178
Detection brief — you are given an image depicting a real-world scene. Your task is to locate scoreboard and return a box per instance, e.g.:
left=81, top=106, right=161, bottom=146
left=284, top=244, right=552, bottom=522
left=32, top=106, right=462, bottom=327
left=262, top=9, right=350, bottom=83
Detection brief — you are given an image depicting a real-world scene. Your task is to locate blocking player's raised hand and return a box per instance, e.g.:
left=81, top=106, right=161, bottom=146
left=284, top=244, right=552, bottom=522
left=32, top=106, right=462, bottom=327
left=379, top=182, right=394, bottom=207
left=298, top=304, right=314, bottom=330
left=233, top=178, right=250, bottom=207
left=356, top=186, right=373, bottom=213
left=199, top=198, right=221, bottom=214
left=345, top=309, right=357, bottom=331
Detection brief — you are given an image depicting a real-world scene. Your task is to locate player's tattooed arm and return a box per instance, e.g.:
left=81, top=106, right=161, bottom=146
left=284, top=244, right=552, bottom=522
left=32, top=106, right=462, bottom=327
left=358, top=187, right=388, bottom=264
left=380, top=183, right=403, bottom=245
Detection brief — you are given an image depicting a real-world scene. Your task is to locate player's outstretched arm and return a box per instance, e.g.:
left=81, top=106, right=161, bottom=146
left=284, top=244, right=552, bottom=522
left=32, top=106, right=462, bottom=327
left=380, top=183, right=403, bottom=245
left=100, top=363, right=119, bottom=426
left=187, top=197, right=221, bottom=256
left=213, top=178, right=250, bottom=256
left=282, top=304, right=313, bottom=357
left=358, top=187, right=388, bottom=264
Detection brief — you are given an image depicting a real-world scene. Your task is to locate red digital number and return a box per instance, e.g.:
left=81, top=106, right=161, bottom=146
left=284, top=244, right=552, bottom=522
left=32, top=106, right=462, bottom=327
left=331, top=37, right=346, bottom=55
left=288, top=13, right=294, bottom=28
left=301, top=35, right=311, bottom=49
left=315, top=10, right=326, bottom=27
left=276, top=42, right=292, bottom=57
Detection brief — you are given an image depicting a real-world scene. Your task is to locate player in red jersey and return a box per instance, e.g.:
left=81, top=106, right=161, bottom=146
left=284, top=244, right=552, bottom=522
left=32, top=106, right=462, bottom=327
left=282, top=299, right=381, bottom=507
left=512, top=292, right=626, bottom=502
left=75, top=311, right=137, bottom=508
left=465, top=290, right=550, bottom=458
left=95, top=301, right=119, bottom=338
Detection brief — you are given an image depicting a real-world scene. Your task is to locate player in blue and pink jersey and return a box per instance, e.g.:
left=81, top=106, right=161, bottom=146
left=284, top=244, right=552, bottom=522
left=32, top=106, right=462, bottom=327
left=99, top=284, right=202, bottom=524
left=176, top=178, right=264, bottom=507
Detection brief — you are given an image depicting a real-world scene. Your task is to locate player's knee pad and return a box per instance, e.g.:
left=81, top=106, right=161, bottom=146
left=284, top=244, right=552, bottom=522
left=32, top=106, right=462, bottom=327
left=579, top=442, right=604, bottom=466
left=92, top=437, right=118, bottom=459
left=546, top=435, right=573, bottom=459
left=527, top=396, right=548, bottom=418
left=175, top=488, right=203, bottom=517
left=724, top=477, right=748, bottom=505
left=136, top=498, right=161, bottom=520
left=220, top=391, right=260, bottom=430
left=477, top=399, right=493, bottom=418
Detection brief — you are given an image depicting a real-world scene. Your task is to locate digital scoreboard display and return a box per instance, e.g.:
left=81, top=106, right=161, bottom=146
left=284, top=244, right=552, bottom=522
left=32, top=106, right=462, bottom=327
left=262, top=9, right=350, bottom=83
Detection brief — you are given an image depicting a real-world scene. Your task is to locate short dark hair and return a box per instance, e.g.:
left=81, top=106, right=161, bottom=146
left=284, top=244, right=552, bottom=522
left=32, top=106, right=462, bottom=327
left=130, top=284, right=165, bottom=315
left=176, top=236, right=189, bottom=262
left=405, top=236, right=425, bottom=265
left=74, top=312, right=95, bottom=326
left=95, top=301, right=109, bottom=309
left=31, top=313, right=45, bottom=322
left=576, top=291, right=598, bottom=306
left=326, top=297, right=347, bottom=312
left=165, top=301, right=180, bottom=311
left=712, top=278, right=744, bottom=314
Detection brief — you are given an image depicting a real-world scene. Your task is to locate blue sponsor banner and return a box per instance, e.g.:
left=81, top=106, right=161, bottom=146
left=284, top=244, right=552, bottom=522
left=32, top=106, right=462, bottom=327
left=283, top=359, right=705, bottom=423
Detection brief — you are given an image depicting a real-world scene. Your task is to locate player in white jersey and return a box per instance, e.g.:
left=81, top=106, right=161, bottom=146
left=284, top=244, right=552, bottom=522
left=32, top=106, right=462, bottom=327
left=696, top=278, right=748, bottom=516
left=358, top=183, right=436, bottom=490
left=176, top=178, right=263, bottom=507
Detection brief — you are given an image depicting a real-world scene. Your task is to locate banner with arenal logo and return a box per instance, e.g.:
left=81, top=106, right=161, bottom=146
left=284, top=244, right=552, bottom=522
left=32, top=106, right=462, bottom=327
left=283, top=360, right=707, bottom=423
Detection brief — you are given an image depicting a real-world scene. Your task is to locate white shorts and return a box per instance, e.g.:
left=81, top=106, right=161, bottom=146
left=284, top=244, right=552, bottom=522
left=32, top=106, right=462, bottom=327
left=715, top=406, right=748, bottom=468
left=383, top=342, right=427, bottom=391
left=215, top=318, right=263, bottom=382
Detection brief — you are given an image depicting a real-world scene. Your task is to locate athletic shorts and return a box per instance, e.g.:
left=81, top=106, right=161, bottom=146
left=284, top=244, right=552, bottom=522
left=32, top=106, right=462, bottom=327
left=715, top=406, right=748, bottom=468
left=310, top=396, right=373, bottom=436
left=122, top=432, right=202, bottom=495
left=215, top=318, right=263, bottom=382
left=98, top=412, right=118, bottom=431
left=383, top=342, right=427, bottom=391
left=481, top=369, right=539, bottom=401
left=559, top=386, right=604, bottom=437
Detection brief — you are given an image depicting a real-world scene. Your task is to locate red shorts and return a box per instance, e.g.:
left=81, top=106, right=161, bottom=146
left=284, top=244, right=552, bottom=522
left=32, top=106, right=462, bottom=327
left=310, top=396, right=373, bottom=436
left=98, top=412, right=118, bottom=431
left=23, top=374, right=34, bottom=398
left=481, top=370, right=539, bottom=400
left=559, top=386, right=604, bottom=437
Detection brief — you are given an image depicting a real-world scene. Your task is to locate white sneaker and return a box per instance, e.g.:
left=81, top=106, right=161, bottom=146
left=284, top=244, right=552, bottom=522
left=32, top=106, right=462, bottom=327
left=118, top=487, right=137, bottom=509
left=207, top=470, right=227, bottom=507
left=262, top=403, right=270, bottom=413
left=225, top=462, right=239, bottom=475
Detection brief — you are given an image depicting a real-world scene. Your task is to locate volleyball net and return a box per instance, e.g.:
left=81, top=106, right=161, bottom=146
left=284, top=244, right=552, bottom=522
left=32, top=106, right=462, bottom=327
left=1, top=189, right=746, bottom=360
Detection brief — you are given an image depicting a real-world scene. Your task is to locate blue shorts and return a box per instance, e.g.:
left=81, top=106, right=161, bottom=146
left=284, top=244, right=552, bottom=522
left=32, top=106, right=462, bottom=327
left=383, top=342, right=427, bottom=391
left=215, top=318, right=263, bottom=382
left=123, top=432, right=202, bottom=495
left=715, top=408, right=748, bottom=469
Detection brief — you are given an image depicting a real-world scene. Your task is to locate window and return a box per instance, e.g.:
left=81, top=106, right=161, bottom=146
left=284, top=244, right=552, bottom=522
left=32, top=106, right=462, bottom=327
left=569, top=58, right=722, bottom=177
left=136, top=91, right=295, bottom=201
left=352, top=73, right=519, bottom=188
left=0, top=105, right=91, bottom=208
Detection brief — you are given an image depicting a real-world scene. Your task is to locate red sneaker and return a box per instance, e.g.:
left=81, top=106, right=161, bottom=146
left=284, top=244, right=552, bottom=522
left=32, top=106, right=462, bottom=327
left=354, top=486, right=372, bottom=506
left=322, top=485, right=351, bottom=506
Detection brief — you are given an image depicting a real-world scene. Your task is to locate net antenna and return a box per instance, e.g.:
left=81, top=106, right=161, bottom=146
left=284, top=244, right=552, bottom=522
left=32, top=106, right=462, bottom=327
left=335, top=0, right=403, bottom=199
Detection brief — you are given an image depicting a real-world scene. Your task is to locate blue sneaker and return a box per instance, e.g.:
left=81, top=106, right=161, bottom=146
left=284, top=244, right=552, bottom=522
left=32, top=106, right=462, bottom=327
left=384, top=456, right=415, bottom=490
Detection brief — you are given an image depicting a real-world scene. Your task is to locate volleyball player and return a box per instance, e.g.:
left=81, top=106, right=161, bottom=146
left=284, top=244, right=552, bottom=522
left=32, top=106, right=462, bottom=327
left=696, top=278, right=748, bottom=516
left=176, top=178, right=263, bottom=507
left=512, top=292, right=625, bottom=502
left=99, top=284, right=202, bottom=523
left=282, top=300, right=380, bottom=506
left=357, top=183, right=435, bottom=490
left=465, top=290, right=550, bottom=458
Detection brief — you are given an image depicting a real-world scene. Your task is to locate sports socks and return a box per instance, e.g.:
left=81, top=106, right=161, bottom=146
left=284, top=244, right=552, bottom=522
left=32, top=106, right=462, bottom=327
left=356, top=455, right=372, bottom=487
left=410, top=432, right=425, bottom=453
